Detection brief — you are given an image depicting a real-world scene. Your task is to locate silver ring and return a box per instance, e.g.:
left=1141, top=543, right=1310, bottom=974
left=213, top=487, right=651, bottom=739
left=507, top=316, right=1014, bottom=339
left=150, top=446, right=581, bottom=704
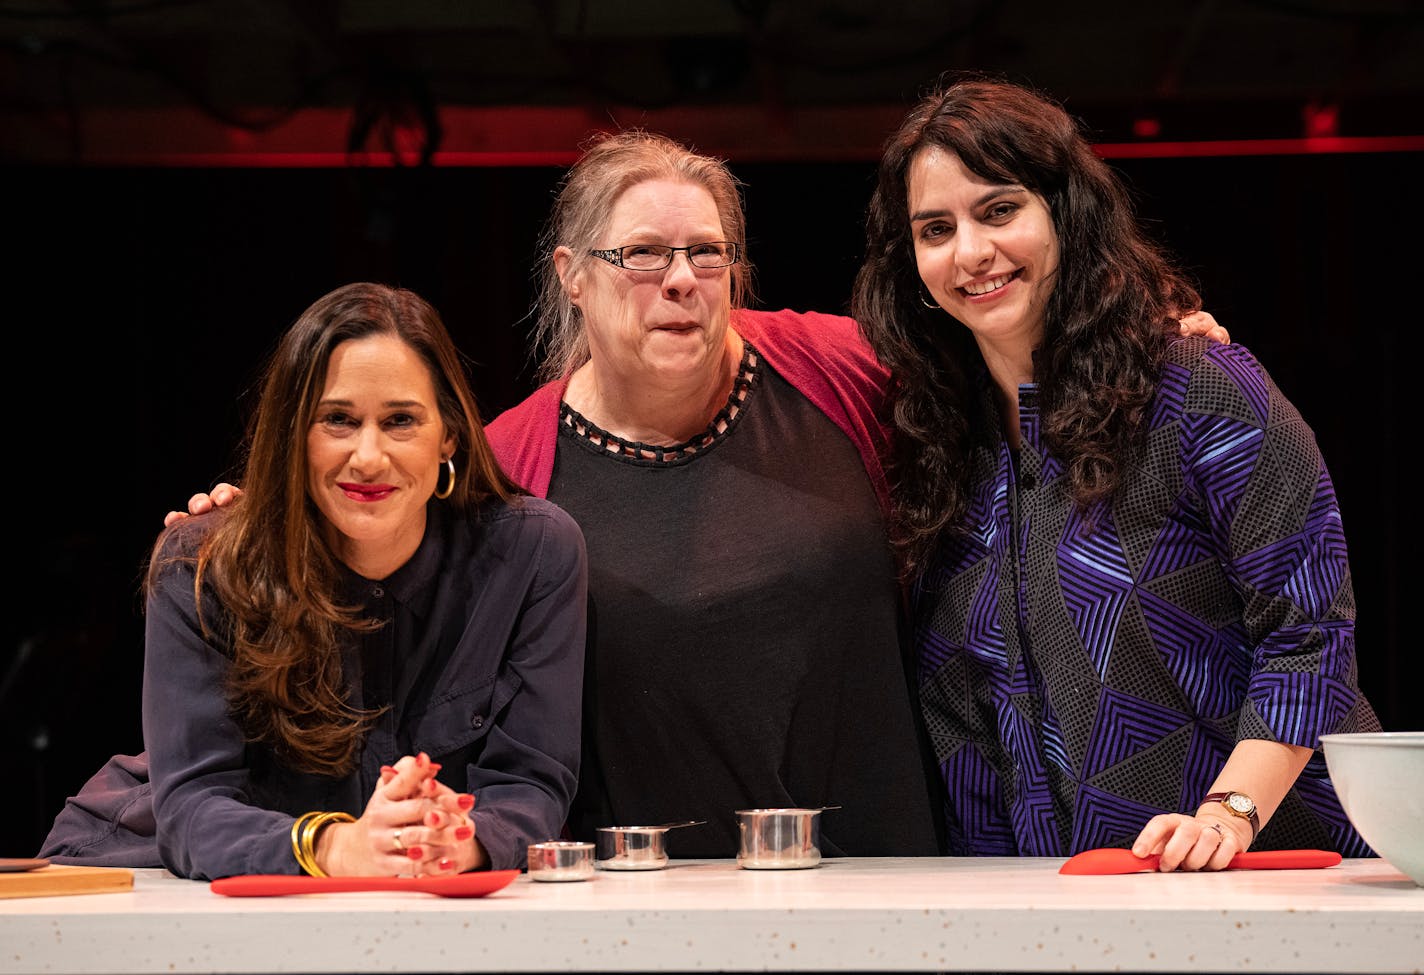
left=392, top=828, right=404, bottom=853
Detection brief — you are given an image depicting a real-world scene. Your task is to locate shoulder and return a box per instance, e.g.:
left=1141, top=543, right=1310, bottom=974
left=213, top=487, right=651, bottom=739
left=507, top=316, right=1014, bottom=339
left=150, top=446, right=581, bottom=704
left=144, top=513, right=233, bottom=633
left=148, top=511, right=220, bottom=587
left=737, top=306, right=875, bottom=358
left=155, top=510, right=216, bottom=555
left=486, top=382, right=567, bottom=497
left=486, top=382, right=564, bottom=448
left=737, top=306, right=860, bottom=338
left=735, top=307, right=888, bottom=391
left=468, top=498, right=587, bottom=601
left=474, top=496, right=586, bottom=558
left=1159, top=336, right=1279, bottom=425
left=481, top=495, right=581, bottom=532
left=1162, top=334, right=1267, bottom=375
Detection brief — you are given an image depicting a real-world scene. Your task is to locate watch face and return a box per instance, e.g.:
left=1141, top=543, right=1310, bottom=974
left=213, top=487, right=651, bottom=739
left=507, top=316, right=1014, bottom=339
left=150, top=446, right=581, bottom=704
left=1226, top=793, right=1254, bottom=814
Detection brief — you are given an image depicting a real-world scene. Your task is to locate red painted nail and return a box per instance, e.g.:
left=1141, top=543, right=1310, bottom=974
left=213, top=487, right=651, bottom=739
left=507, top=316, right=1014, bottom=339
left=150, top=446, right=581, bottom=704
left=438, top=858, right=454, bottom=872
left=407, top=846, right=424, bottom=860
left=380, top=765, right=397, bottom=776
left=426, top=811, right=443, bottom=828
left=428, top=762, right=442, bottom=774
left=457, top=794, right=475, bottom=810
left=455, top=826, right=473, bottom=841
left=416, top=752, right=429, bottom=767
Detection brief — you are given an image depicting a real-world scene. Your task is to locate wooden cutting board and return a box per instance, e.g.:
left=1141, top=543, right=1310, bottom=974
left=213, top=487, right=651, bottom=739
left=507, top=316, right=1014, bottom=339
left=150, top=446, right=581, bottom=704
left=0, top=864, right=135, bottom=899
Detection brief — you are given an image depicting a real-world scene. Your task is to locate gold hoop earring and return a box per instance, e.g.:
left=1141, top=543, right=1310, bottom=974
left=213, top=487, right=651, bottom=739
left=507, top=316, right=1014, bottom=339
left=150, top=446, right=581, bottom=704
left=435, top=457, right=456, bottom=500
left=919, top=288, right=943, bottom=311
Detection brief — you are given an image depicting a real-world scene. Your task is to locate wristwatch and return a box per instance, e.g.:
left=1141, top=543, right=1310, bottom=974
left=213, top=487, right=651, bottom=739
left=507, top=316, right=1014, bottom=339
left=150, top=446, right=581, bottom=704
left=1203, top=791, right=1260, bottom=840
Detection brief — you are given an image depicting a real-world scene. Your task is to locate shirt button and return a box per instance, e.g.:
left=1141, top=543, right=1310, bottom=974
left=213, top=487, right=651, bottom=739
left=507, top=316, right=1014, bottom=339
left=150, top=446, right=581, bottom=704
left=371, top=585, right=385, bottom=598
left=471, top=715, right=484, bottom=729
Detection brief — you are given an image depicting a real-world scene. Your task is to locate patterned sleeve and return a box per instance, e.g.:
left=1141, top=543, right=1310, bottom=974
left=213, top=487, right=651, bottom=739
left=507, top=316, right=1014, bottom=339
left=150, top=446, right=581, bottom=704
left=1178, top=342, right=1369, bottom=748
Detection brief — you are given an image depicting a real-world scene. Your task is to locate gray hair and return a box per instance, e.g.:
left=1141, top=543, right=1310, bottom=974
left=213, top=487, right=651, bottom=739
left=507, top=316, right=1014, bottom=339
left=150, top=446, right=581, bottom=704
left=531, top=129, right=754, bottom=384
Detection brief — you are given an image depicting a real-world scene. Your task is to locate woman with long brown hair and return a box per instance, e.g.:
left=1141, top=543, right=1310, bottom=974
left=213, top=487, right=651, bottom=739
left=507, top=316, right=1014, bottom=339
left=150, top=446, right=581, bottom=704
left=42, top=282, right=587, bottom=879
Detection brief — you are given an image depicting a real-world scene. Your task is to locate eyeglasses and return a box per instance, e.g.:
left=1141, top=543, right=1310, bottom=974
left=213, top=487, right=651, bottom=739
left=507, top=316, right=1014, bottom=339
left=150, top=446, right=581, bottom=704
left=589, top=241, right=741, bottom=271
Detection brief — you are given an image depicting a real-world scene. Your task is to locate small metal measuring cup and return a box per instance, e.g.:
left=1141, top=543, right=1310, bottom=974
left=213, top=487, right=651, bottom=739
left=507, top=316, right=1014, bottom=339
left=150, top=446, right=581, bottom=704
left=595, top=820, right=706, bottom=871
left=527, top=840, right=595, bottom=881
left=734, top=807, right=839, bottom=869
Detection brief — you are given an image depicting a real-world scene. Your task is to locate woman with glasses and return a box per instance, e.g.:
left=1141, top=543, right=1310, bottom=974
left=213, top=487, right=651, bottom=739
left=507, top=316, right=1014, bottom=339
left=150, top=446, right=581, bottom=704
left=487, top=130, right=943, bottom=857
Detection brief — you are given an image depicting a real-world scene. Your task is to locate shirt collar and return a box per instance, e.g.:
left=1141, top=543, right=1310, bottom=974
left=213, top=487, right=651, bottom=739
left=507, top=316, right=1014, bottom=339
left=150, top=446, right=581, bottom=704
left=336, top=500, right=448, bottom=621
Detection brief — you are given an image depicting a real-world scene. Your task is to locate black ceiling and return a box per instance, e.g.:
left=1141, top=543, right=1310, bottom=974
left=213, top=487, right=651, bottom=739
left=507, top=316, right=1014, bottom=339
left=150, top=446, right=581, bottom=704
left=3, top=0, right=1422, bottom=162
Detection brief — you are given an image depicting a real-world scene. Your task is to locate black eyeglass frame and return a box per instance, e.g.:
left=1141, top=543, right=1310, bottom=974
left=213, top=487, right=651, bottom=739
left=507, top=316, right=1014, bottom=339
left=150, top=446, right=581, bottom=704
left=588, top=241, right=742, bottom=271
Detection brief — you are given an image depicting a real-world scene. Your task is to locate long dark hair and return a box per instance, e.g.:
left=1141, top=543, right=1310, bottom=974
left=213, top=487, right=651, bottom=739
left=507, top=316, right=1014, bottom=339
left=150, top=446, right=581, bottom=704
left=150, top=282, right=522, bottom=776
left=852, top=75, right=1200, bottom=577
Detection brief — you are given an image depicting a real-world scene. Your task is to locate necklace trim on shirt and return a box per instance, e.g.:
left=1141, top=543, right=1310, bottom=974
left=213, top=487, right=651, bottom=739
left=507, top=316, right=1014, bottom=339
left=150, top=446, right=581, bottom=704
left=559, top=343, right=761, bottom=464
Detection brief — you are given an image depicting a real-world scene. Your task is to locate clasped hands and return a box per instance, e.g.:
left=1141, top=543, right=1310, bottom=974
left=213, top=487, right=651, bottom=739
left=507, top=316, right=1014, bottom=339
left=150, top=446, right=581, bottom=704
left=317, top=751, right=485, bottom=877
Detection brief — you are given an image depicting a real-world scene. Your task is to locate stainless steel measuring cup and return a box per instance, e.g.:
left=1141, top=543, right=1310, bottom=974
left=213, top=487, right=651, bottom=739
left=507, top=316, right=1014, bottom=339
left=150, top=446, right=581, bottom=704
left=734, top=807, right=839, bottom=869
left=595, top=820, right=706, bottom=871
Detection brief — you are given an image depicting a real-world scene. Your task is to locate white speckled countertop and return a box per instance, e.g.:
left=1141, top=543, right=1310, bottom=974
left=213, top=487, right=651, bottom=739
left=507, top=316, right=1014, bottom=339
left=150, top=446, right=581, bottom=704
left=2, top=857, right=1421, bottom=973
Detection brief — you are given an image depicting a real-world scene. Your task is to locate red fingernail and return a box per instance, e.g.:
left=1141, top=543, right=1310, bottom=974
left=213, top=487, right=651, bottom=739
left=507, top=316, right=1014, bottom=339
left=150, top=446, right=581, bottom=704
left=380, top=765, right=397, bottom=776
left=457, top=794, right=475, bottom=810
left=426, top=811, right=442, bottom=828
left=438, top=858, right=454, bottom=872
left=416, top=752, right=429, bottom=767
left=455, top=826, right=473, bottom=841
left=407, top=847, right=424, bottom=860
left=423, top=779, right=437, bottom=796
left=428, top=762, right=442, bottom=774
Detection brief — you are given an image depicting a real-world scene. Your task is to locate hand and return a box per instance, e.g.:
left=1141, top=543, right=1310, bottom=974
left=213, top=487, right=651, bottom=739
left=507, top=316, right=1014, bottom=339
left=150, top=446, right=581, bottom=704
left=379, top=754, right=485, bottom=875
left=1178, top=309, right=1230, bottom=345
left=1130, top=810, right=1251, bottom=872
left=316, top=753, right=483, bottom=876
left=163, top=482, right=243, bottom=528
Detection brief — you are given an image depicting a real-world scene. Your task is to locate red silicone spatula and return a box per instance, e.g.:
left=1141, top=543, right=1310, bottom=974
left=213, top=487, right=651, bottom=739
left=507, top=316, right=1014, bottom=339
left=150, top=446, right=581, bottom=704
left=211, top=869, right=520, bottom=897
left=1059, top=848, right=1342, bottom=875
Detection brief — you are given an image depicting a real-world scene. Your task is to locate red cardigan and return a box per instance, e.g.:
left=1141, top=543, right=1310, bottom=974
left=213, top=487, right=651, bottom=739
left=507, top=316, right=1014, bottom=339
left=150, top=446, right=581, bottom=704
left=486, top=307, right=894, bottom=516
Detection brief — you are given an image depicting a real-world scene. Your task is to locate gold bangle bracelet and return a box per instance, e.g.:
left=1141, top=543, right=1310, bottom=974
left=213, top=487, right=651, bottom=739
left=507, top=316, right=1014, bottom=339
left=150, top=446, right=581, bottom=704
left=291, top=811, right=355, bottom=877
left=301, top=812, right=355, bottom=878
left=298, top=814, right=327, bottom=877
left=290, top=812, right=324, bottom=875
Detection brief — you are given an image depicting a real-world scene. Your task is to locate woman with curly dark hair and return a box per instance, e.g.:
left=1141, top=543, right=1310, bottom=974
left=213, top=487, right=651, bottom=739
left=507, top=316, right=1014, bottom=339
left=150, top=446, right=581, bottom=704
left=852, top=76, right=1379, bottom=870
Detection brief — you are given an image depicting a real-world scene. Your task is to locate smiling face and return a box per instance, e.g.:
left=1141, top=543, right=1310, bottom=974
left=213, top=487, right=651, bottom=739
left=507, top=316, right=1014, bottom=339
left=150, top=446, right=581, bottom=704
left=305, top=332, right=455, bottom=579
left=908, top=146, right=1059, bottom=358
left=557, top=178, right=734, bottom=392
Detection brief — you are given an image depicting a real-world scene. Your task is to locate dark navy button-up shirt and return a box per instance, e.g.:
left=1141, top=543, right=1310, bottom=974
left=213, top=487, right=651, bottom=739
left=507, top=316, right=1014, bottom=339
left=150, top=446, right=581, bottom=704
left=132, top=496, right=586, bottom=879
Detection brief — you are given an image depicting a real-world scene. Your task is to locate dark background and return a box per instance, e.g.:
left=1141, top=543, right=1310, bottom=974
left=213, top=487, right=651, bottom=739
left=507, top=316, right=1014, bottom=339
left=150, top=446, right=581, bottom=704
left=3, top=0, right=1422, bottom=856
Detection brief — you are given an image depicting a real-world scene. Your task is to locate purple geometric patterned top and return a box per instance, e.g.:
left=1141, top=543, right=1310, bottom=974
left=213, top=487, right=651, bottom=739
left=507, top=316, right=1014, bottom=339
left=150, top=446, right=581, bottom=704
left=915, top=338, right=1380, bottom=857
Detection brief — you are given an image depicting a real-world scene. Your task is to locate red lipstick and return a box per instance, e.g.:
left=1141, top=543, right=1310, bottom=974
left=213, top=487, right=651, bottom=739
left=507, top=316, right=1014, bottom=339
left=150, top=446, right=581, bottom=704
left=337, top=482, right=396, bottom=502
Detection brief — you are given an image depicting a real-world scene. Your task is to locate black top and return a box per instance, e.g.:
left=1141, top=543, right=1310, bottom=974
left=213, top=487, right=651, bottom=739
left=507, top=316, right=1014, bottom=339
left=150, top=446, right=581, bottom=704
left=549, top=346, right=941, bottom=858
